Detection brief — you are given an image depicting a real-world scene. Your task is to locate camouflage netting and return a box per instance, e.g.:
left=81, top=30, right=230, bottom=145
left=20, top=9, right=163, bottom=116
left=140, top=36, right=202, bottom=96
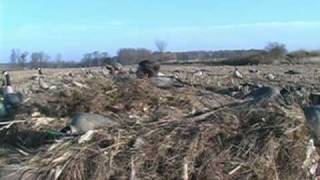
left=0, top=71, right=315, bottom=180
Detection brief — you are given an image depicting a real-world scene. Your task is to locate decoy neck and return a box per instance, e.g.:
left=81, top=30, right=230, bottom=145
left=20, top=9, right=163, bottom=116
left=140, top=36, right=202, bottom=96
left=4, top=71, right=11, bottom=86
left=38, top=68, right=43, bottom=75
left=2, top=71, right=15, bottom=94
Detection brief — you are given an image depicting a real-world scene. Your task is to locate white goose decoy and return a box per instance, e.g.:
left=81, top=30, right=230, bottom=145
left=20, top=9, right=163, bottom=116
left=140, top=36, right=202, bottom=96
left=193, top=70, right=204, bottom=77
left=265, top=73, right=276, bottom=80
left=37, top=68, right=50, bottom=90
left=62, top=113, right=119, bottom=135
left=157, top=72, right=166, bottom=77
left=150, top=76, right=185, bottom=89
left=39, top=77, right=49, bottom=90
left=233, top=68, right=243, bottom=79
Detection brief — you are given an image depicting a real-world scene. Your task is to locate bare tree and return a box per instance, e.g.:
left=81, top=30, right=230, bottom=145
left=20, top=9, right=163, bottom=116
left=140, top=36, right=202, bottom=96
left=80, top=51, right=111, bottom=67
left=55, top=53, right=62, bottom=62
left=18, top=51, right=28, bottom=68
left=10, top=49, right=20, bottom=65
left=265, top=42, right=287, bottom=58
left=155, top=40, right=168, bottom=62
left=101, top=52, right=109, bottom=59
left=30, top=52, right=50, bottom=68
left=155, top=40, right=167, bottom=53
left=54, top=53, right=63, bottom=68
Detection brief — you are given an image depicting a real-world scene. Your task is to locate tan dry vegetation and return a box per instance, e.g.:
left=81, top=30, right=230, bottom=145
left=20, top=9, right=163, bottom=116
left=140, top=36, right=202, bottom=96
left=0, top=64, right=320, bottom=180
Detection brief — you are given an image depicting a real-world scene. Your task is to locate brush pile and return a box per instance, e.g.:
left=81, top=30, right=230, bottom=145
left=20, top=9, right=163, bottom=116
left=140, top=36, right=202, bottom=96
left=0, top=69, right=316, bottom=180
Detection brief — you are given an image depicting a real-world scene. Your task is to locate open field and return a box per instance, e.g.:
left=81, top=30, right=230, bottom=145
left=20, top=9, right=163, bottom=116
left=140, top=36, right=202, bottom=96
left=1, top=64, right=320, bottom=179
left=8, top=64, right=320, bottom=90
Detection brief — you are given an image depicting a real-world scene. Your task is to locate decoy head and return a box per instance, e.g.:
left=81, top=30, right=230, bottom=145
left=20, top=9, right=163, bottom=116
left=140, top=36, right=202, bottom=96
left=38, top=68, right=43, bottom=75
left=60, top=126, right=72, bottom=134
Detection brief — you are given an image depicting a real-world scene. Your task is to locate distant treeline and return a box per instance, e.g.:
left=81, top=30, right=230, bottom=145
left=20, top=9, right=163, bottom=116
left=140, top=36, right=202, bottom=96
left=6, top=42, right=320, bottom=69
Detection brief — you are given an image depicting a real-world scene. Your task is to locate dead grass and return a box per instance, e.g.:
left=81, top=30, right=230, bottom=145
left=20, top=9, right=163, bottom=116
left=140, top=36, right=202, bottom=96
left=0, top=66, right=317, bottom=179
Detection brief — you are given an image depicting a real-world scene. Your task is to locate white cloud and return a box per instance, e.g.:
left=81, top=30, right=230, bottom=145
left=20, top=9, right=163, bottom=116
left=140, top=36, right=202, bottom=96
left=152, top=21, right=320, bottom=32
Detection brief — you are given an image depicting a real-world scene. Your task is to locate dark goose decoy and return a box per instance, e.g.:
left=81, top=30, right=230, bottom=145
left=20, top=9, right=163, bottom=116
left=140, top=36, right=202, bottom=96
left=244, top=86, right=281, bottom=104
left=303, top=105, right=320, bottom=140
left=136, top=60, right=160, bottom=78
left=2, top=71, right=23, bottom=116
left=38, top=67, right=43, bottom=75
left=0, top=71, right=6, bottom=95
left=284, top=70, right=301, bottom=75
left=310, top=92, right=320, bottom=105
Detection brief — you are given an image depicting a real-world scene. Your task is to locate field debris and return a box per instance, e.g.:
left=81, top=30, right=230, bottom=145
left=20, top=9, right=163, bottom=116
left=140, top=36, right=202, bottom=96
left=285, top=70, right=302, bottom=75
left=265, top=73, right=276, bottom=80
left=302, top=139, right=320, bottom=178
left=0, top=65, right=319, bottom=180
left=68, top=113, right=119, bottom=134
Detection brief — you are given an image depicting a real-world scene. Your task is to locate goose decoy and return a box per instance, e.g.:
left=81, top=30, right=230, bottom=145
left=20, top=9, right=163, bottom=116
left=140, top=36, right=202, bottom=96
left=3, top=71, right=14, bottom=94
left=0, top=101, right=7, bottom=118
left=136, top=60, right=160, bottom=78
left=310, top=92, right=320, bottom=105
left=150, top=76, right=185, bottom=89
left=284, top=70, right=301, bottom=75
left=112, top=62, right=129, bottom=75
left=193, top=69, right=205, bottom=77
left=112, top=62, right=123, bottom=71
left=265, top=73, right=276, bottom=80
left=105, top=65, right=115, bottom=74
left=104, top=63, right=126, bottom=75
left=157, top=72, right=166, bottom=77
left=248, top=69, right=259, bottom=74
left=37, top=67, right=43, bottom=75
left=233, top=68, right=243, bottom=79
left=61, top=113, right=119, bottom=135
left=30, top=68, right=43, bottom=81
left=128, top=68, right=135, bottom=75
left=244, top=86, right=281, bottom=103
left=37, top=68, right=50, bottom=90
left=303, top=106, right=320, bottom=140
left=39, top=77, right=49, bottom=90
left=2, top=71, right=23, bottom=116
left=0, top=72, right=6, bottom=95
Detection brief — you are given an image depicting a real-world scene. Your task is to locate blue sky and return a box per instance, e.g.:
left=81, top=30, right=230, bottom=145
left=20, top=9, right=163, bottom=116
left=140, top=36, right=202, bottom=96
left=0, top=0, right=320, bottom=61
